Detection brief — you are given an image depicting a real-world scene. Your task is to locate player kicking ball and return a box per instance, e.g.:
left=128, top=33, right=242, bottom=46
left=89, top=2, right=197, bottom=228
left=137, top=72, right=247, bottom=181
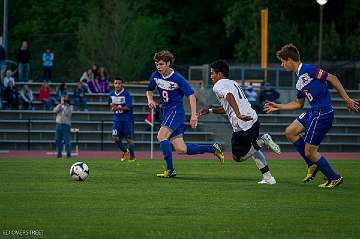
left=197, top=60, right=281, bottom=185
left=146, top=50, right=224, bottom=178
left=264, top=44, right=359, bottom=189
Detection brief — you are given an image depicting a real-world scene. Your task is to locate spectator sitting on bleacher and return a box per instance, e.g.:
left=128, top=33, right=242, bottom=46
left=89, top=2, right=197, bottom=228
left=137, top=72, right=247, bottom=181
left=245, top=85, right=260, bottom=112
left=98, top=66, right=109, bottom=93
left=20, top=84, right=33, bottom=110
left=3, top=80, right=19, bottom=109
left=73, top=81, right=88, bottom=111
left=80, top=68, right=100, bottom=93
left=3, top=70, right=15, bottom=88
left=56, top=83, right=69, bottom=101
left=38, top=81, right=56, bottom=110
left=259, top=83, right=280, bottom=112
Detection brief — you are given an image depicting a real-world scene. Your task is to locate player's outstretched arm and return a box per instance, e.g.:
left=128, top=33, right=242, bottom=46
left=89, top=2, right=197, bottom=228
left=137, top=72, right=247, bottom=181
left=197, top=107, right=226, bottom=118
left=188, top=94, right=198, bottom=128
left=264, top=98, right=305, bottom=113
left=327, top=74, right=359, bottom=112
left=146, top=91, right=156, bottom=109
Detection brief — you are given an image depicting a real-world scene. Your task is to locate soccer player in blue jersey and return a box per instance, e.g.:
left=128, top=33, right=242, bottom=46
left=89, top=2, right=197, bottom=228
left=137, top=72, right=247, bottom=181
left=109, top=77, right=136, bottom=161
left=146, top=50, right=224, bottom=178
left=264, top=44, right=359, bottom=189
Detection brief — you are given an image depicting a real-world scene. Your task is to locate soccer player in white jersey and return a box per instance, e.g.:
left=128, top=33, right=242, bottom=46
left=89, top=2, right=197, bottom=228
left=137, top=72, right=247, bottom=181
left=264, top=44, right=359, bottom=189
left=197, top=60, right=281, bottom=184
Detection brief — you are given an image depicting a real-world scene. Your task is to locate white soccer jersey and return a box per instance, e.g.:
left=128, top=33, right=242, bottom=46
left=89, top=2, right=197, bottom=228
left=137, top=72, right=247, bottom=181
left=213, top=79, right=258, bottom=132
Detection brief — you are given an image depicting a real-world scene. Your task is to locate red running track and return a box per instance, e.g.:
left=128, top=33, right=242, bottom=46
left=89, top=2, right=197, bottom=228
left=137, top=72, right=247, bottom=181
left=0, top=150, right=359, bottom=160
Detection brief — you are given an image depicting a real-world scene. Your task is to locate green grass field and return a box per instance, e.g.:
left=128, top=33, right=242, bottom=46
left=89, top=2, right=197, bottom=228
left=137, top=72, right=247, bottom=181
left=0, top=158, right=359, bottom=239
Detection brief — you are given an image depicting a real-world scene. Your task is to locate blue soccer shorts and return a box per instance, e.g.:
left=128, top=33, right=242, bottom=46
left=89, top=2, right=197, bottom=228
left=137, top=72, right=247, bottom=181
left=297, top=108, right=334, bottom=146
left=161, top=107, right=185, bottom=141
left=112, top=120, right=134, bottom=140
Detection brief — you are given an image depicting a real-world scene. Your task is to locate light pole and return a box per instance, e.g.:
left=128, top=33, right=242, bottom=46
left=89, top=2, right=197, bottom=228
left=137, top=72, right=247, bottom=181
left=316, top=0, right=328, bottom=67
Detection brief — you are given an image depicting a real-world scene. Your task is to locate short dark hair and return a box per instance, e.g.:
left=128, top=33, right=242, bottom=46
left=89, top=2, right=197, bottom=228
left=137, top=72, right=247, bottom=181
left=114, top=77, right=124, bottom=83
left=210, top=60, right=229, bottom=78
left=154, top=50, right=175, bottom=65
left=276, top=43, right=300, bottom=62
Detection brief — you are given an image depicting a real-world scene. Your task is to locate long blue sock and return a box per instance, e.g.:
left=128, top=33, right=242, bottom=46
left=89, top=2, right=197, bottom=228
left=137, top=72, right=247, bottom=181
left=255, top=150, right=267, bottom=166
left=128, top=143, right=135, bottom=159
left=160, top=140, right=173, bottom=170
left=186, top=143, right=215, bottom=155
left=316, top=156, right=339, bottom=180
left=293, top=137, right=313, bottom=166
left=116, top=140, right=127, bottom=152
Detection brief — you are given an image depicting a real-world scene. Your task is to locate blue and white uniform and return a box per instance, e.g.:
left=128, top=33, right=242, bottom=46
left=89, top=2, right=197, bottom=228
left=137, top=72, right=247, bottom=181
left=108, top=88, right=134, bottom=139
left=295, top=63, right=333, bottom=145
left=147, top=70, right=194, bottom=140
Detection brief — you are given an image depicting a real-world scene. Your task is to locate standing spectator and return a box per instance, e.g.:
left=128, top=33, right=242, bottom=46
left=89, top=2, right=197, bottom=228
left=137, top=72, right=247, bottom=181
left=53, top=96, right=72, bottom=159
left=98, top=67, right=109, bottom=93
left=73, top=81, right=88, bottom=111
left=19, top=84, right=33, bottom=110
left=3, top=80, right=19, bottom=109
left=0, top=41, right=6, bottom=80
left=55, top=83, right=69, bottom=101
left=17, top=41, right=31, bottom=82
left=42, top=48, right=54, bottom=82
left=3, top=70, right=15, bottom=88
left=38, top=82, right=56, bottom=110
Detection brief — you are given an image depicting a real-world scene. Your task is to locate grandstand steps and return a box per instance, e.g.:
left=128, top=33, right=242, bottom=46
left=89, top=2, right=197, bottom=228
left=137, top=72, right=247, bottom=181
left=2, top=82, right=360, bottom=152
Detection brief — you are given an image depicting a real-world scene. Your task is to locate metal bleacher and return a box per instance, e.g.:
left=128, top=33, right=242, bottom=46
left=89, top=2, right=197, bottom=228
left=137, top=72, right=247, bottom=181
left=0, top=82, right=218, bottom=151
left=0, top=82, right=359, bottom=152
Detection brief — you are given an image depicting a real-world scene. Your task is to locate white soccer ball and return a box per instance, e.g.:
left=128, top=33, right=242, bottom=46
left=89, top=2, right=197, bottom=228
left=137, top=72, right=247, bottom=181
left=70, top=162, right=89, bottom=181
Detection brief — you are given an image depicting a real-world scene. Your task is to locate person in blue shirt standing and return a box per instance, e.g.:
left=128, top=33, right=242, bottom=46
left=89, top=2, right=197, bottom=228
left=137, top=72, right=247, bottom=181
left=42, top=48, right=54, bottom=82
left=146, top=50, right=224, bottom=178
left=109, top=77, right=136, bottom=161
left=264, top=43, right=359, bottom=189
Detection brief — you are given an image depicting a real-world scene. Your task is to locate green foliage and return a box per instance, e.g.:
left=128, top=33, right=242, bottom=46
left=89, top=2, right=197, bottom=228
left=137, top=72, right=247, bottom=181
left=77, top=0, right=167, bottom=81
left=3, top=0, right=360, bottom=82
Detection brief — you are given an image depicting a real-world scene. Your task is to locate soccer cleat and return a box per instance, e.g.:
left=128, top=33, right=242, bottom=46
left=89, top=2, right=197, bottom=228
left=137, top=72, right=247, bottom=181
left=156, top=169, right=177, bottom=178
left=257, top=176, right=277, bottom=185
left=303, top=164, right=319, bottom=183
left=261, top=133, right=281, bottom=154
left=213, top=143, right=225, bottom=165
left=319, top=176, right=343, bottom=189
left=120, top=149, right=130, bottom=161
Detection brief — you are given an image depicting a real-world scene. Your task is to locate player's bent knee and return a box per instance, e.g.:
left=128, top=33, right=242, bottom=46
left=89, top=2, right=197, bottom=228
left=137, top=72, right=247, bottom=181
left=174, top=147, right=187, bottom=154
left=284, top=127, right=293, bottom=141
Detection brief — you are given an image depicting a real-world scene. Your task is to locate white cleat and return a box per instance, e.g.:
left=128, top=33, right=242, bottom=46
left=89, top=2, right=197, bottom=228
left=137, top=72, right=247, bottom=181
left=261, top=133, right=281, bottom=154
left=258, top=176, right=277, bottom=185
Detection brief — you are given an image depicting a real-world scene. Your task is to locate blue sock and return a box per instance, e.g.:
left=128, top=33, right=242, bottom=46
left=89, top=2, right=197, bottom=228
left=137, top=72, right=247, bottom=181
left=186, top=143, right=215, bottom=155
left=160, top=140, right=174, bottom=170
left=316, top=155, right=339, bottom=180
left=116, top=140, right=127, bottom=152
left=293, top=137, right=313, bottom=166
left=128, top=143, right=135, bottom=159
left=255, top=150, right=267, bottom=166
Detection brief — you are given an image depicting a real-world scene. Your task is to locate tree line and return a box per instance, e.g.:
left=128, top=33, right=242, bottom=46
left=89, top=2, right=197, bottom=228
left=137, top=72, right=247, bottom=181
left=3, top=0, right=360, bottom=82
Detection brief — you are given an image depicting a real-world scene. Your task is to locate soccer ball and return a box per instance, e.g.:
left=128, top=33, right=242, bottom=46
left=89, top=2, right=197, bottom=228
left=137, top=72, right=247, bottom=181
left=70, top=162, right=89, bottom=181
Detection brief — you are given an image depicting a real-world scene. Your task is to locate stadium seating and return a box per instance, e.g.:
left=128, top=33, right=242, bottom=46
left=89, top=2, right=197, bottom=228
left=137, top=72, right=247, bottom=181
left=0, top=82, right=359, bottom=152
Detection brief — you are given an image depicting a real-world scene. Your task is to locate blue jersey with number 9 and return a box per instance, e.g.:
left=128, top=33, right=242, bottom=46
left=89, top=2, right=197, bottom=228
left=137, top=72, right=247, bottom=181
left=147, top=70, right=194, bottom=113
